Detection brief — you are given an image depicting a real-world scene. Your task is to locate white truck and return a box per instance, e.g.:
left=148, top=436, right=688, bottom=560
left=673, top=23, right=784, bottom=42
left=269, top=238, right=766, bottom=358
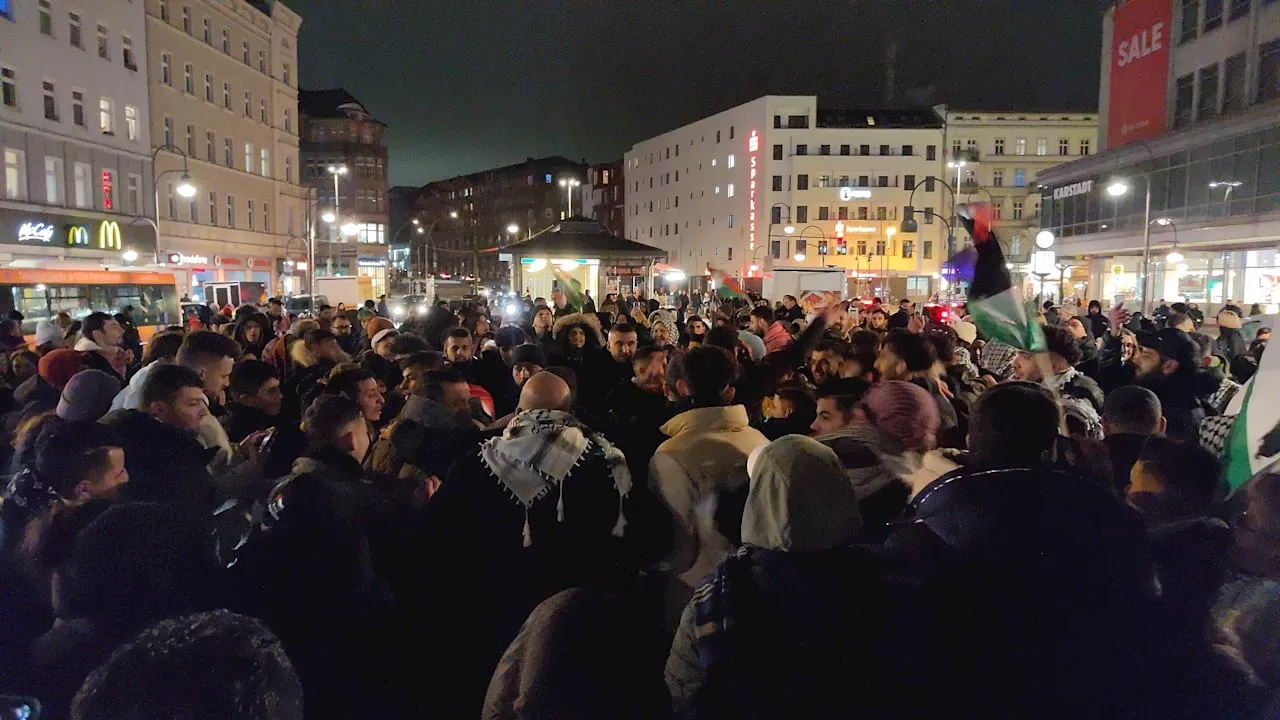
left=761, top=267, right=846, bottom=305
left=312, top=276, right=374, bottom=308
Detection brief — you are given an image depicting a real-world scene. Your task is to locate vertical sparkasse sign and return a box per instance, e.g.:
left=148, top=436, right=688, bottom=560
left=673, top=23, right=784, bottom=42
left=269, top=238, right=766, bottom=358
left=1108, top=0, right=1171, bottom=147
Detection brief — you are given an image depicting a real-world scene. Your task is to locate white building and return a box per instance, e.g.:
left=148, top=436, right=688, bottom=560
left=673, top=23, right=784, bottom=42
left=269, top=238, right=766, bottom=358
left=0, top=0, right=157, bottom=275
left=1039, top=0, right=1280, bottom=315
left=624, top=96, right=950, bottom=301
left=943, top=109, right=1099, bottom=300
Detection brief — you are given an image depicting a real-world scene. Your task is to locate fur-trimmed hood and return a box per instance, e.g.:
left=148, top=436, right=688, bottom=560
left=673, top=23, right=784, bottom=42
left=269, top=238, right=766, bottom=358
left=552, top=312, right=605, bottom=346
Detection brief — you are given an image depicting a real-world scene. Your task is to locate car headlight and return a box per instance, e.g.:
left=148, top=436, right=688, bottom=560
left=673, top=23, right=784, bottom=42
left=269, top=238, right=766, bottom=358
left=505, top=303, right=518, bottom=316
left=392, top=306, right=405, bottom=318
left=416, top=304, right=428, bottom=315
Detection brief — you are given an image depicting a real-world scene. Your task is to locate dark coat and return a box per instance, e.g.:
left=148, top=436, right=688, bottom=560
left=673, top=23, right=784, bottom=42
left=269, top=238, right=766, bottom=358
left=886, top=308, right=912, bottom=329
left=1104, top=432, right=1149, bottom=495
left=456, top=351, right=519, bottom=418
left=219, top=401, right=275, bottom=443
left=1137, top=370, right=1217, bottom=442
left=882, top=465, right=1158, bottom=717
left=99, top=409, right=218, bottom=524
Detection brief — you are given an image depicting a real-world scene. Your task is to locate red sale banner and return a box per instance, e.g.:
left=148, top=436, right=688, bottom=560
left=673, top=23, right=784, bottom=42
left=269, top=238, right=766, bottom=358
left=1108, top=0, right=1172, bottom=147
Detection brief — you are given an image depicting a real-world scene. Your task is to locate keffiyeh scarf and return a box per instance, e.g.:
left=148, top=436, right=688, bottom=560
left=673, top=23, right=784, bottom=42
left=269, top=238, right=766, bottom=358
left=479, top=409, right=632, bottom=546
left=1044, top=367, right=1103, bottom=439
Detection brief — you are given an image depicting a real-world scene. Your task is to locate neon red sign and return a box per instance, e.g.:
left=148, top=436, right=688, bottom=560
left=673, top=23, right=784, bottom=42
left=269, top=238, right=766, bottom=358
left=101, top=170, right=113, bottom=210
left=747, top=130, right=759, bottom=251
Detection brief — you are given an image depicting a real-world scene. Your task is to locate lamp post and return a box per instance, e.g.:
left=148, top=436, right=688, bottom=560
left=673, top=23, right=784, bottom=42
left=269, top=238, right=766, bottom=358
left=1209, top=180, right=1242, bottom=216
left=558, top=178, right=581, bottom=218
left=900, top=208, right=955, bottom=298
left=901, top=175, right=958, bottom=260
left=1106, top=175, right=1153, bottom=314
left=141, top=142, right=197, bottom=267
left=796, top=225, right=825, bottom=263
left=325, top=164, right=349, bottom=276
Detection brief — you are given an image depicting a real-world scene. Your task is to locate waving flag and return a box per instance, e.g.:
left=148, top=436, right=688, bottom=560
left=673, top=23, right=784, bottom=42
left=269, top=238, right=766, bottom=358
left=710, top=268, right=745, bottom=299
left=1222, top=315, right=1280, bottom=491
left=959, top=203, right=1045, bottom=353
left=553, top=267, right=585, bottom=311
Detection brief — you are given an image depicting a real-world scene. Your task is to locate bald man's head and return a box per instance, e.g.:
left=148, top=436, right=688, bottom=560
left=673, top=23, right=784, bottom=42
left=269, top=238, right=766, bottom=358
left=519, top=371, right=572, bottom=412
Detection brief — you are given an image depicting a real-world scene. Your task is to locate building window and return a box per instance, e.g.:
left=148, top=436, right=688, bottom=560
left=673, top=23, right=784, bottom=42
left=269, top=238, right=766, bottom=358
left=126, top=106, right=138, bottom=141
left=222, top=81, right=230, bottom=109
left=727, top=154, right=735, bottom=168
left=243, top=91, right=250, bottom=117
left=182, top=5, right=191, bottom=33
left=258, top=49, right=266, bottom=73
left=1035, top=138, right=1047, bottom=155
left=263, top=203, right=269, bottom=233
left=924, top=207, right=934, bottom=224
left=1079, top=139, right=1091, bottom=156
left=69, top=12, right=81, bottom=47
left=96, top=24, right=108, bottom=59
left=0, top=67, right=16, bottom=109
left=994, top=138, right=1005, bottom=155
left=162, top=116, right=172, bottom=145
left=1174, top=73, right=1195, bottom=127
left=4, top=149, right=25, bottom=200
left=926, top=145, right=937, bottom=161
left=259, top=148, right=269, bottom=177
left=247, top=198, right=254, bottom=229
left=772, top=144, right=783, bottom=160
left=208, top=191, right=216, bottom=225
left=1015, top=137, right=1026, bottom=155
left=205, top=131, right=214, bottom=162
left=71, top=90, right=83, bottom=126
left=715, top=130, right=720, bottom=143
left=817, top=206, right=829, bottom=221
left=202, top=17, right=210, bottom=44
left=1203, top=0, right=1222, bottom=31
left=127, top=173, right=140, bottom=213
left=1180, top=0, right=1199, bottom=42
left=223, top=138, right=232, bottom=166
left=204, top=73, right=213, bottom=102
left=285, top=156, right=292, bottom=182
left=1223, top=52, right=1247, bottom=112
left=159, top=0, right=169, bottom=21
left=771, top=175, right=783, bottom=192
left=98, top=97, right=113, bottom=134
left=260, top=99, right=267, bottom=123
left=797, top=174, right=809, bottom=190
left=122, top=35, right=136, bottom=70
left=1012, top=200, right=1024, bottom=219
left=283, top=63, right=291, bottom=86
left=1198, top=64, right=1220, bottom=119
left=221, top=28, right=229, bottom=53
left=42, top=81, right=57, bottom=120
left=284, top=109, right=292, bottom=132
left=992, top=169, right=1004, bottom=187
left=44, top=156, right=64, bottom=204
left=39, top=0, right=52, bottom=36
left=726, top=183, right=734, bottom=197
left=796, top=206, right=808, bottom=223
left=185, top=123, right=194, bottom=155
left=73, top=162, right=90, bottom=207
left=819, top=144, right=831, bottom=155
left=922, top=241, right=933, bottom=260
left=1058, top=138, right=1069, bottom=155
left=161, top=53, right=172, bottom=85
left=904, top=174, right=916, bottom=191
left=242, top=41, right=250, bottom=64
left=1261, top=39, right=1280, bottom=104
left=167, top=183, right=176, bottom=218
left=795, top=144, right=807, bottom=156
left=727, top=215, right=733, bottom=228
left=182, top=63, right=192, bottom=93
left=1228, top=0, right=1248, bottom=21
left=951, top=139, right=961, bottom=157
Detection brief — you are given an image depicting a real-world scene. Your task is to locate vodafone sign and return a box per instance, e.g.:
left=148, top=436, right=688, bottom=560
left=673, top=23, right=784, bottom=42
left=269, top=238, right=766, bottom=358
left=1108, top=0, right=1171, bottom=147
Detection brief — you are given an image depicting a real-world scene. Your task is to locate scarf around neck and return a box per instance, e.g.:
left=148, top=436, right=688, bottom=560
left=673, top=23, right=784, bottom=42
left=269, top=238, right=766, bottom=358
left=479, top=409, right=632, bottom=546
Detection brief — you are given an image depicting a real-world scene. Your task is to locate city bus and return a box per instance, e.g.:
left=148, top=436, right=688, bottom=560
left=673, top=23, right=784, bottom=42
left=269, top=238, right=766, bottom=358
left=0, top=268, right=182, bottom=343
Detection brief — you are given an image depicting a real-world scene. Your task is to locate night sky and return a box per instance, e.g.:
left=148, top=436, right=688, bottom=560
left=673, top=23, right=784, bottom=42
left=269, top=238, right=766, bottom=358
left=289, top=0, right=1107, bottom=187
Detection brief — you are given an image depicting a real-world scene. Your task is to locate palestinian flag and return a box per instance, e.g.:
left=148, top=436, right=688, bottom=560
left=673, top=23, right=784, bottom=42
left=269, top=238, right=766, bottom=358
left=710, top=268, right=745, bottom=299
left=959, top=203, right=1046, bottom=352
left=553, top=267, right=585, bottom=311
left=1221, top=315, right=1280, bottom=491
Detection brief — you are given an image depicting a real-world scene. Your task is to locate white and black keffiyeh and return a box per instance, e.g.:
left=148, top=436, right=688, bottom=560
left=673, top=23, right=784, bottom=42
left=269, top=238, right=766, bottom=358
left=479, top=409, right=631, bottom=546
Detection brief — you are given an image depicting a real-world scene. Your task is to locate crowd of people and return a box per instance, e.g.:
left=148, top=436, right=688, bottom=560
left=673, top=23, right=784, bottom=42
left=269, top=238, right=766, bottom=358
left=0, top=285, right=1275, bottom=719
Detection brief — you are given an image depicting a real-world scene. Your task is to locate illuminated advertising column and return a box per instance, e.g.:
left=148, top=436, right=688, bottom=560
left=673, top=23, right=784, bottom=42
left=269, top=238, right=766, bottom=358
left=747, top=130, right=760, bottom=260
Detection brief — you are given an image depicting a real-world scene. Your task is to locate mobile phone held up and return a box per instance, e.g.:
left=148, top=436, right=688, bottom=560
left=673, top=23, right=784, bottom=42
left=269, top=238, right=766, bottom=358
left=0, top=696, right=40, bottom=720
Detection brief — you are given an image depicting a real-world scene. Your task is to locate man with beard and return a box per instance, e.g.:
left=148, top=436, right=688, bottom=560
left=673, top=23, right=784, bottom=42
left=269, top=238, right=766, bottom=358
left=443, top=327, right=517, bottom=417
left=332, top=314, right=362, bottom=356
left=221, top=359, right=283, bottom=443
left=605, top=345, right=673, bottom=485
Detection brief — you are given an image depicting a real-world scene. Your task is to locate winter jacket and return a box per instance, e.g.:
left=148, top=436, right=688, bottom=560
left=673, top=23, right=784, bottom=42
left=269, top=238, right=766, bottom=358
left=650, top=404, right=768, bottom=627
left=220, top=401, right=276, bottom=443
left=1104, top=432, right=1150, bottom=495
left=1217, top=327, right=1247, bottom=362
left=73, top=338, right=125, bottom=382
left=1137, top=370, right=1217, bottom=442
left=761, top=321, right=792, bottom=353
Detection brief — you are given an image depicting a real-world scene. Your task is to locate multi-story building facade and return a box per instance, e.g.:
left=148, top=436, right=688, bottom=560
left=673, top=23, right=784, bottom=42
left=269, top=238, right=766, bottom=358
left=0, top=0, right=158, bottom=274
left=624, top=96, right=950, bottom=301
left=943, top=109, right=1099, bottom=299
left=144, top=0, right=305, bottom=300
left=583, top=159, right=624, bottom=236
left=410, top=156, right=587, bottom=285
left=1040, top=0, right=1280, bottom=315
left=299, top=88, right=389, bottom=296
left=388, top=184, right=418, bottom=281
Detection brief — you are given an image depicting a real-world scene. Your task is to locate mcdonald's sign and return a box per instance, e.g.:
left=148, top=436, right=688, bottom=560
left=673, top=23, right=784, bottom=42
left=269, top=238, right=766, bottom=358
left=66, top=224, right=90, bottom=247
left=98, top=220, right=122, bottom=250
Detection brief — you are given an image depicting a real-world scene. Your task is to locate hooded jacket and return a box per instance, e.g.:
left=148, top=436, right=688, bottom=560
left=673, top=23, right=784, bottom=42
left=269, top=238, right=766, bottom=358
left=666, top=436, right=896, bottom=719
left=650, top=404, right=769, bottom=625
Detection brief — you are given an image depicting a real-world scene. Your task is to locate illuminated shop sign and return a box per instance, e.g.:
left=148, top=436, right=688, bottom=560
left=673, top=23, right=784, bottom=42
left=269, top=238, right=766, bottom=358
left=1051, top=180, right=1094, bottom=200
left=838, top=188, right=872, bottom=201
left=357, top=257, right=387, bottom=268
left=17, top=221, right=55, bottom=243
left=67, top=225, right=90, bottom=246
left=747, top=130, right=759, bottom=251
left=101, top=170, right=113, bottom=211
left=98, top=220, right=122, bottom=250
left=166, top=252, right=210, bottom=265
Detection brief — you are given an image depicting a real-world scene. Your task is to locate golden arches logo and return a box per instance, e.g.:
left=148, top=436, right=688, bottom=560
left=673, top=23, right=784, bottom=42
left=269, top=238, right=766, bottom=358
left=98, top=220, right=122, bottom=250
left=67, top=225, right=90, bottom=247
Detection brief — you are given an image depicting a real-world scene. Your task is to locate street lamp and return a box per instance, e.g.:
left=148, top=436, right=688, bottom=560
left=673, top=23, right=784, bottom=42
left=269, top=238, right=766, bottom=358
left=449, top=210, right=459, bottom=219
left=325, top=165, right=350, bottom=276
left=122, top=249, right=139, bottom=263
left=340, top=222, right=359, bottom=237
left=1106, top=175, right=1154, bottom=313
left=1153, top=217, right=1182, bottom=263
left=796, top=225, right=825, bottom=263
left=558, top=178, right=581, bottom=217
left=506, top=223, right=519, bottom=235
left=320, top=211, right=336, bottom=223
left=1209, top=180, right=1243, bottom=215
left=144, top=142, right=198, bottom=267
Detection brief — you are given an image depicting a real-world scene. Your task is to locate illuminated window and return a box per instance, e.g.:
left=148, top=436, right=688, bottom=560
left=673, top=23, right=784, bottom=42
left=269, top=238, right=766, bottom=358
left=727, top=154, right=735, bottom=168
left=123, top=35, right=136, bottom=70
left=73, top=162, right=90, bottom=207
left=4, top=148, right=26, bottom=200
left=244, top=142, right=253, bottom=172
left=260, top=148, right=270, bottom=177
left=727, top=184, right=734, bottom=197
left=98, top=97, right=114, bottom=134
left=45, top=156, right=64, bottom=204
